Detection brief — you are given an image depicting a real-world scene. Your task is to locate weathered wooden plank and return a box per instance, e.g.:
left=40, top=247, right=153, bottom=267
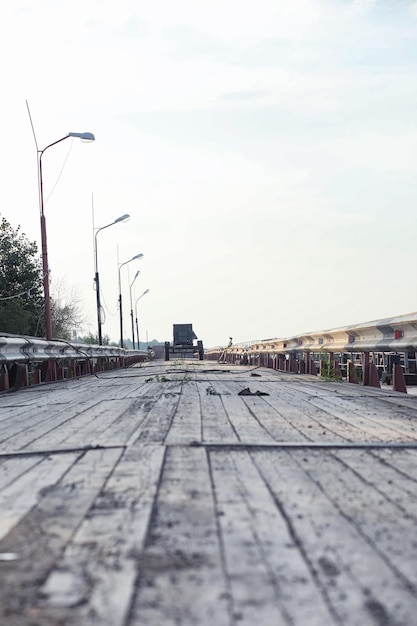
left=0, top=403, right=43, bottom=425
left=0, top=452, right=79, bottom=541
left=261, top=380, right=411, bottom=442
left=210, top=449, right=335, bottom=625
left=375, top=447, right=417, bottom=482
left=264, top=373, right=417, bottom=421
left=253, top=449, right=417, bottom=625
left=1, top=362, right=417, bottom=625
left=0, top=377, right=115, bottom=448
left=0, top=448, right=122, bottom=621
left=247, top=396, right=317, bottom=441
left=256, top=386, right=351, bottom=442
left=128, top=383, right=182, bottom=444
left=306, top=394, right=417, bottom=441
left=37, top=444, right=165, bottom=626
left=0, top=398, right=101, bottom=452
left=29, top=399, right=134, bottom=449
left=94, top=372, right=156, bottom=399
left=213, top=381, right=277, bottom=444
left=0, top=378, right=168, bottom=453
left=0, top=455, right=49, bottom=491
left=164, top=381, right=202, bottom=445
left=93, top=396, right=160, bottom=446
left=0, top=398, right=72, bottom=440
left=310, top=448, right=417, bottom=588
left=286, top=376, right=417, bottom=406
left=25, top=398, right=146, bottom=451
left=128, top=446, right=230, bottom=626
left=342, top=449, right=417, bottom=509
left=377, top=393, right=417, bottom=412
left=197, top=381, right=239, bottom=443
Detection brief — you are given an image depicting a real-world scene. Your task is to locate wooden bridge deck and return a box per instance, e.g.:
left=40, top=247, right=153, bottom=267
left=1, top=361, right=417, bottom=625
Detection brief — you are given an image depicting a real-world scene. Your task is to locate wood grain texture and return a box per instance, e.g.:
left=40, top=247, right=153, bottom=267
left=0, top=361, right=417, bottom=625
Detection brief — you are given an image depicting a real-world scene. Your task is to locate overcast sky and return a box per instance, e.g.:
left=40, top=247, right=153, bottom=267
left=1, top=0, right=417, bottom=348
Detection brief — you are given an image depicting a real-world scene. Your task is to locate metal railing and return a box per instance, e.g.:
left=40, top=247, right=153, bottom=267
left=0, top=333, right=149, bottom=392
left=205, top=312, right=417, bottom=393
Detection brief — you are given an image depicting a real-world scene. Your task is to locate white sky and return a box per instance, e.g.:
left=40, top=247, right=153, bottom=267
left=1, top=0, right=417, bottom=347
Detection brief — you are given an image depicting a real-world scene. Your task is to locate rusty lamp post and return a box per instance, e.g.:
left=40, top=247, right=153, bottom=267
left=129, top=270, right=140, bottom=349
left=94, top=213, right=130, bottom=345
left=38, top=132, right=95, bottom=341
left=135, top=289, right=150, bottom=350
left=118, top=253, right=144, bottom=348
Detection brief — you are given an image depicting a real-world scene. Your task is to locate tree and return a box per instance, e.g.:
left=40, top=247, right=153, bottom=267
left=80, top=331, right=111, bottom=345
left=50, top=279, right=86, bottom=340
left=0, top=216, right=86, bottom=340
left=0, top=216, right=44, bottom=335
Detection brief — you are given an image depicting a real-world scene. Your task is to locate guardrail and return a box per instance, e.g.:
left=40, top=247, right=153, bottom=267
left=0, top=334, right=150, bottom=392
left=205, top=312, right=417, bottom=393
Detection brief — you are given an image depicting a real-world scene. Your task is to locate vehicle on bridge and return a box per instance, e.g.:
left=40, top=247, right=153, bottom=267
left=164, top=324, right=204, bottom=360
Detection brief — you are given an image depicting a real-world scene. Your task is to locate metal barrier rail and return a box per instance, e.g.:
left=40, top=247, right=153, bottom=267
left=205, top=312, right=417, bottom=393
left=0, top=334, right=149, bottom=391
left=0, top=335, right=146, bottom=363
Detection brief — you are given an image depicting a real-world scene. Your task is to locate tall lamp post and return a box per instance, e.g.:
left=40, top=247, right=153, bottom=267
left=135, top=289, right=150, bottom=350
left=38, top=131, right=95, bottom=340
left=94, top=213, right=130, bottom=344
left=129, top=270, right=140, bottom=349
left=118, top=253, right=144, bottom=347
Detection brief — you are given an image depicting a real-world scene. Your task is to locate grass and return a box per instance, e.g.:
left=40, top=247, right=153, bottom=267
left=206, top=385, right=220, bottom=395
left=145, top=374, right=171, bottom=383
left=205, top=385, right=230, bottom=396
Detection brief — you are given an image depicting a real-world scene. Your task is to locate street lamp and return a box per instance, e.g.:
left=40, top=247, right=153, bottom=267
left=135, top=289, right=150, bottom=349
left=38, top=131, right=95, bottom=340
left=94, top=213, right=130, bottom=345
left=129, top=270, right=140, bottom=349
left=118, top=253, right=144, bottom=347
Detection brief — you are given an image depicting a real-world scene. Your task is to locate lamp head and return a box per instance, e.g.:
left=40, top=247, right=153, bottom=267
left=69, top=132, right=95, bottom=142
left=133, top=253, right=144, bottom=261
left=115, top=213, right=130, bottom=224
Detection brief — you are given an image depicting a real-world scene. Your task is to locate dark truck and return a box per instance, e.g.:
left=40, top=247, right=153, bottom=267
left=164, top=324, right=204, bottom=361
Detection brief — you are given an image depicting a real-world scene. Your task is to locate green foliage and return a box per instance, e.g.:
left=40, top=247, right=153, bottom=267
left=206, top=385, right=220, bottom=395
left=0, top=216, right=44, bottom=335
left=320, top=354, right=342, bottom=382
left=49, top=279, right=85, bottom=340
left=145, top=375, right=171, bottom=382
left=0, top=216, right=85, bottom=340
left=79, top=332, right=111, bottom=345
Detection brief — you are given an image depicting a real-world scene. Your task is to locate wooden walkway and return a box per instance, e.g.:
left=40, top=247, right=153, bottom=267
left=1, top=361, right=417, bottom=625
